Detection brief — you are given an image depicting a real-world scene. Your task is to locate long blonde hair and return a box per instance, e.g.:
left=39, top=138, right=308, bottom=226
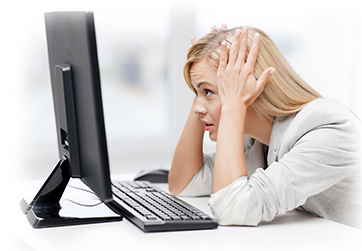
left=184, top=27, right=322, bottom=119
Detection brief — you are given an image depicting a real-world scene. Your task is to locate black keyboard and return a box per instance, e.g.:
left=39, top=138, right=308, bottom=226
left=111, top=181, right=218, bottom=232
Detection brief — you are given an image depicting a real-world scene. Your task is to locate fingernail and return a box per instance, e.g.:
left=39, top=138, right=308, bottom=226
left=269, top=68, right=276, bottom=75
left=255, top=32, right=260, bottom=39
left=222, top=41, right=227, bottom=48
left=235, top=29, right=241, bottom=37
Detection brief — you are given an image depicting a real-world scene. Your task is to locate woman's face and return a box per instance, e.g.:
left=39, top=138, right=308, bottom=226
left=190, top=59, right=222, bottom=142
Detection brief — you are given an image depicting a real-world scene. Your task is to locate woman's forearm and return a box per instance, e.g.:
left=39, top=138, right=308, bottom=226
left=213, top=103, right=248, bottom=193
left=169, top=108, right=205, bottom=195
left=213, top=28, right=272, bottom=193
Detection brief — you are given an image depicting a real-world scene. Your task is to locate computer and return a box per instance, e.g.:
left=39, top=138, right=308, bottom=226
left=20, top=11, right=218, bottom=232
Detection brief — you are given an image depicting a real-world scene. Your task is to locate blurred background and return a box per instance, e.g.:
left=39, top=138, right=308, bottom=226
left=1, top=0, right=361, bottom=184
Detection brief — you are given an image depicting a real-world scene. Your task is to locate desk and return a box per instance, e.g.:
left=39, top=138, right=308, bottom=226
left=3, top=176, right=362, bottom=251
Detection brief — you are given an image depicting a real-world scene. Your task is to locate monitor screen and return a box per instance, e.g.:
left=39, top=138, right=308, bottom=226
left=45, top=11, right=112, bottom=202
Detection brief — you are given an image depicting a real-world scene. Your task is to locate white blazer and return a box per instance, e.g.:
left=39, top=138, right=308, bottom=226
left=179, top=98, right=362, bottom=229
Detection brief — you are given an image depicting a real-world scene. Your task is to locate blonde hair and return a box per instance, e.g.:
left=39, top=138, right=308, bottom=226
left=184, top=27, right=322, bottom=119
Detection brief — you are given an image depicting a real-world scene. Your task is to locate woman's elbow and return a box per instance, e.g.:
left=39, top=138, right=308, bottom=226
left=210, top=205, right=260, bottom=226
left=168, top=175, right=187, bottom=195
left=168, top=183, right=183, bottom=196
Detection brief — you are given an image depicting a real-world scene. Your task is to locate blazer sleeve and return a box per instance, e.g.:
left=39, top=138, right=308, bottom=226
left=177, top=153, right=215, bottom=197
left=178, top=136, right=265, bottom=197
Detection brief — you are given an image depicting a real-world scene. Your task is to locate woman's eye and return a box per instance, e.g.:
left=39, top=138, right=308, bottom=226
left=205, top=89, right=213, bottom=96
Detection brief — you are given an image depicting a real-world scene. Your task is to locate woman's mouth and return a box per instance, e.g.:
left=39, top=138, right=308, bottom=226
left=203, top=123, right=214, bottom=131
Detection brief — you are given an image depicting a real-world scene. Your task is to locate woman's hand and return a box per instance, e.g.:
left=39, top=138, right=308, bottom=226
left=217, top=27, right=275, bottom=108
left=190, top=23, right=227, bottom=45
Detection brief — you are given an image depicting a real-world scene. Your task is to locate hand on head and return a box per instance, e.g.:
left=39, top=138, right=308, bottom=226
left=189, top=24, right=275, bottom=108
left=217, top=27, right=275, bottom=108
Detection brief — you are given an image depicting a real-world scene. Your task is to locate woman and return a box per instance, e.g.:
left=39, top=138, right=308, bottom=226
left=168, top=26, right=362, bottom=228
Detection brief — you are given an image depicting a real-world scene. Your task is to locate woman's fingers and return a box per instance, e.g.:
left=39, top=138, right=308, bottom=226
left=227, top=29, right=242, bottom=66
left=256, top=67, right=275, bottom=93
left=212, top=23, right=227, bottom=31
left=192, top=24, right=228, bottom=45
left=245, top=32, right=261, bottom=72
left=192, top=23, right=228, bottom=45
left=190, top=36, right=197, bottom=45
left=218, top=41, right=228, bottom=72
left=236, top=27, right=249, bottom=68
left=217, top=26, right=275, bottom=107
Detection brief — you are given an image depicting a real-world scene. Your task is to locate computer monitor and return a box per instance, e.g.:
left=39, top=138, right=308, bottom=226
left=20, top=11, right=123, bottom=228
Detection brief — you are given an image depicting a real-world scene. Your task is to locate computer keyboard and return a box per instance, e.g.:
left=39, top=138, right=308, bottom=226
left=111, top=180, right=218, bottom=232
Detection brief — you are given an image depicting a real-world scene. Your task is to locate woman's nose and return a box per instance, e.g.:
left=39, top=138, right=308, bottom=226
left=193, top=98, right=207, bottom=115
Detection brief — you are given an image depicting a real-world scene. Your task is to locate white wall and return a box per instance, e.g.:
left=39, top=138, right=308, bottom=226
left=1, top=0, right=361, bottom=183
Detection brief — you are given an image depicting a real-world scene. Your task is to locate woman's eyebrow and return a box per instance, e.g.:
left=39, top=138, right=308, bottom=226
left=197, top=81, right=213, bottom=89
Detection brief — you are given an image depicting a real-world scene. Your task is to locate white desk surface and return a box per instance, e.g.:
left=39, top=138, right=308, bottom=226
left=3, top=175, right=362, bottom=251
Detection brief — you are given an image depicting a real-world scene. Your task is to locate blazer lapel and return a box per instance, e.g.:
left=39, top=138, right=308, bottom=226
left=267, top=115, right=295, bottom=165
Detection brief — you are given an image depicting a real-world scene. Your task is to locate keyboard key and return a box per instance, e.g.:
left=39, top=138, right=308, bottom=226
left=146, top=215, right=158, bottom=220
left=171, top=216, right=182, bottom=221
left=123, top=199, right=140, bottom=208
left=181, top=216, right=191, bottom=221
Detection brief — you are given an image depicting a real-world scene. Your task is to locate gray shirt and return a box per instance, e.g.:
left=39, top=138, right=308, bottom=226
left=179, top=98, right=362, bottom=229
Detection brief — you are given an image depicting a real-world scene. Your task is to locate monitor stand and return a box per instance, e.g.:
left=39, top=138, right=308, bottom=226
left=20, top=157, right=123, bottom=228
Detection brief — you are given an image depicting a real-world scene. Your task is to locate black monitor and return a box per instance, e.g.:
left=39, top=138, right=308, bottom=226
left=20, top=11, right=123, bottom=228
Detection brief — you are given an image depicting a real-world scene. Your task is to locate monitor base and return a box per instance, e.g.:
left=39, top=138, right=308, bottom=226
left=20, top=198, right=122, bottom=228
left=20, top=157, right=122, bottom=228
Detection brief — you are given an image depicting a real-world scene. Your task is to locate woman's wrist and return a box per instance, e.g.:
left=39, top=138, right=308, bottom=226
left=221, top=100, right=248, bottom=115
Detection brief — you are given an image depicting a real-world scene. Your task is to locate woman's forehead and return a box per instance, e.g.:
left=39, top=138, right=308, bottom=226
left=190, top=59, right=218, bottom=86
left=190, top=59, right=217, bottom=76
